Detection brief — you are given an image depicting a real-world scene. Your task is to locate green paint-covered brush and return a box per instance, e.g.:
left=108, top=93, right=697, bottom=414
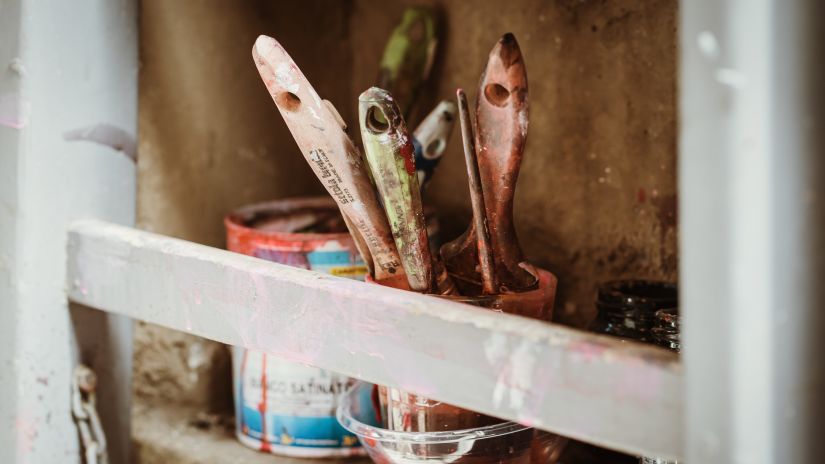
left=377, top=7, right=437, bottom=120
left=359, top=87, right=433, bottom=292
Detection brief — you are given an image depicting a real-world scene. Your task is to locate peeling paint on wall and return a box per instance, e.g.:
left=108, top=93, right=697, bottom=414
left=64, top=124, right=137, bottom=161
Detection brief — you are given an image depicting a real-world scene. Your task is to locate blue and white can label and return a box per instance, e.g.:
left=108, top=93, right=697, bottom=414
left=235, top=350, right=361, bottom=456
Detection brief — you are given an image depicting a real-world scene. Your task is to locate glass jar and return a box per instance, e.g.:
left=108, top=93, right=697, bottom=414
left=591, top=280, right=681, bottom=463
left=643, top=308, right=682, bottom=464
left=650, top=308, right=680, bottom=352
left=591, top=280, right=678, bottom=342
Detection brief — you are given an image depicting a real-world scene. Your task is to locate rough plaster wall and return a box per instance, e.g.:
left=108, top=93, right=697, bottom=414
left=136, top=0, right=353, bottom=409
left=351, top=0, right=678, bottom=327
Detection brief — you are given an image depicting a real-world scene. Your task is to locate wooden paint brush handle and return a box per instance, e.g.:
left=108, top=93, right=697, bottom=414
left=475, top=33, right=535, bottom=290
left=253, top=36, right=405, bottom=283
left=457, top=89, right=498, bottom=295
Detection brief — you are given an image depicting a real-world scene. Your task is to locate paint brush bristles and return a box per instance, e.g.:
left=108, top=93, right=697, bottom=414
left=359, top=87, right=433, bottom=292
left=457, top=89, right=498, bottom=295
left=252, top=36, right=406, bottom=286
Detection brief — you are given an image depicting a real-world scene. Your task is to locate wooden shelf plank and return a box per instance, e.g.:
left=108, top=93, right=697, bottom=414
left=66, top=219, right=683, bottom=459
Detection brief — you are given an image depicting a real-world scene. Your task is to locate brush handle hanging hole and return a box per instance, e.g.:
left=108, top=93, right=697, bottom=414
left=366, top=106, right=390, bottom=134
left=277, top=92, right=302, bottom=112
left=424, top=139, right=446, bottom=159
left=484, top=83, right=510, bottom=107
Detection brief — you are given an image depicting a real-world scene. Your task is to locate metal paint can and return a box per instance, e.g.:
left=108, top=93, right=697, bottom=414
left=224, top=196, right=368, bottom=457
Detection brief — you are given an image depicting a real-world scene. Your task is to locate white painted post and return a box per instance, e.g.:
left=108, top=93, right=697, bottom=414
left=681, top=0, right=824, bottom=462
left=0, top=1, right=137, bottom=463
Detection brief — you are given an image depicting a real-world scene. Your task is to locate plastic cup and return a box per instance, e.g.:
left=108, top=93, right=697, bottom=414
left=338, top=382, right=567, bottom=463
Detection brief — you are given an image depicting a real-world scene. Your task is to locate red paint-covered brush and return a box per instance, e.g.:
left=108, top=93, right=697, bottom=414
left=475, top=33, right=535, bottom=291
left=442, top=33, right=537, bottom=294
left=456, top=89, right=498, bottom=295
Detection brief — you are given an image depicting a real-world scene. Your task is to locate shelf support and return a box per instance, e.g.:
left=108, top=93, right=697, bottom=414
left=681, top=0, right=825, bottom=462
left=0, top=2, right=137, bottom=462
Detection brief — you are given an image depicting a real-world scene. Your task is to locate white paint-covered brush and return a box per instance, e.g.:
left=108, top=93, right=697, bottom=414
left=412, top=100, right=457, bottom=187
left=252, top=35, right=407, bottom=286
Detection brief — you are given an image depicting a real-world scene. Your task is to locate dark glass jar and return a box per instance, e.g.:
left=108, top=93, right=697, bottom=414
left=591, top=280, right=678, bottom=342
left=642, top=309, right=682, bottom=464
left=650, top=308, right=680, bottom=352
left=591, top=281, right=681, bottom=464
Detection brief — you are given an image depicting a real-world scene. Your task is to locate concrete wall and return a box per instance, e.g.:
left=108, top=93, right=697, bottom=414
left=349, top=0, right=678, bottom=327
left=136, top=0, right=352, bottom=410
left=136, top=0, right=677, bottom=422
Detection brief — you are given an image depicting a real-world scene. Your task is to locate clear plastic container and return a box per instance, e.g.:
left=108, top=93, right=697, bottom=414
left=368, top=268, right=558, bottom=434
left=337, top=382, right=567, bottom=463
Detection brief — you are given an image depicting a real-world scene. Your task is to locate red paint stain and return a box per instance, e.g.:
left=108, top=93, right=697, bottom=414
left=240, top=350, right=251, bottom=435
left=400, top=141, right=416, bottom=175
left=371, top=384, right=384, bottom=425
left=637, top=188, right=646, bottom=203
left=259, top=354, right=271, bottom=452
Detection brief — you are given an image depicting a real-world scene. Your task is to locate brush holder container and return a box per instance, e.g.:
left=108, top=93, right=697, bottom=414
left=364, top=267, right=558, bottom=457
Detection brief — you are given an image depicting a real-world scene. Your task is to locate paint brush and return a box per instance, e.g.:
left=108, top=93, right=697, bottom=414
left=412, top=100, right=457, bottom=188
left=456, top=89, right=498, bottom=295
left=475, top=33, right=535, bottom=291
left=359, top=87, right=433, bottom=292
left=252, top=36, right=406, bottom=286
left=377, top=7, right=438, bottom=120
left=441, top=34, right=536, bottom=294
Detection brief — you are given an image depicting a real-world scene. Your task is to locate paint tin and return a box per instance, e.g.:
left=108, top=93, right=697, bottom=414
left=224, top=196, right=368, bottom=457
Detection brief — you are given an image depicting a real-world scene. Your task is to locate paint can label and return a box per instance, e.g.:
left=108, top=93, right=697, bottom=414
left=236, top=350, right=361, bottom=453
left=253, top=245, right=368, bottom=279
left=234, top=239, right=366, bottom=456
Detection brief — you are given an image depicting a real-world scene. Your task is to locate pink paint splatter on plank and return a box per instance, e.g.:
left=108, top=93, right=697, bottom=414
left=0, top=93, right=30, bottom=129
